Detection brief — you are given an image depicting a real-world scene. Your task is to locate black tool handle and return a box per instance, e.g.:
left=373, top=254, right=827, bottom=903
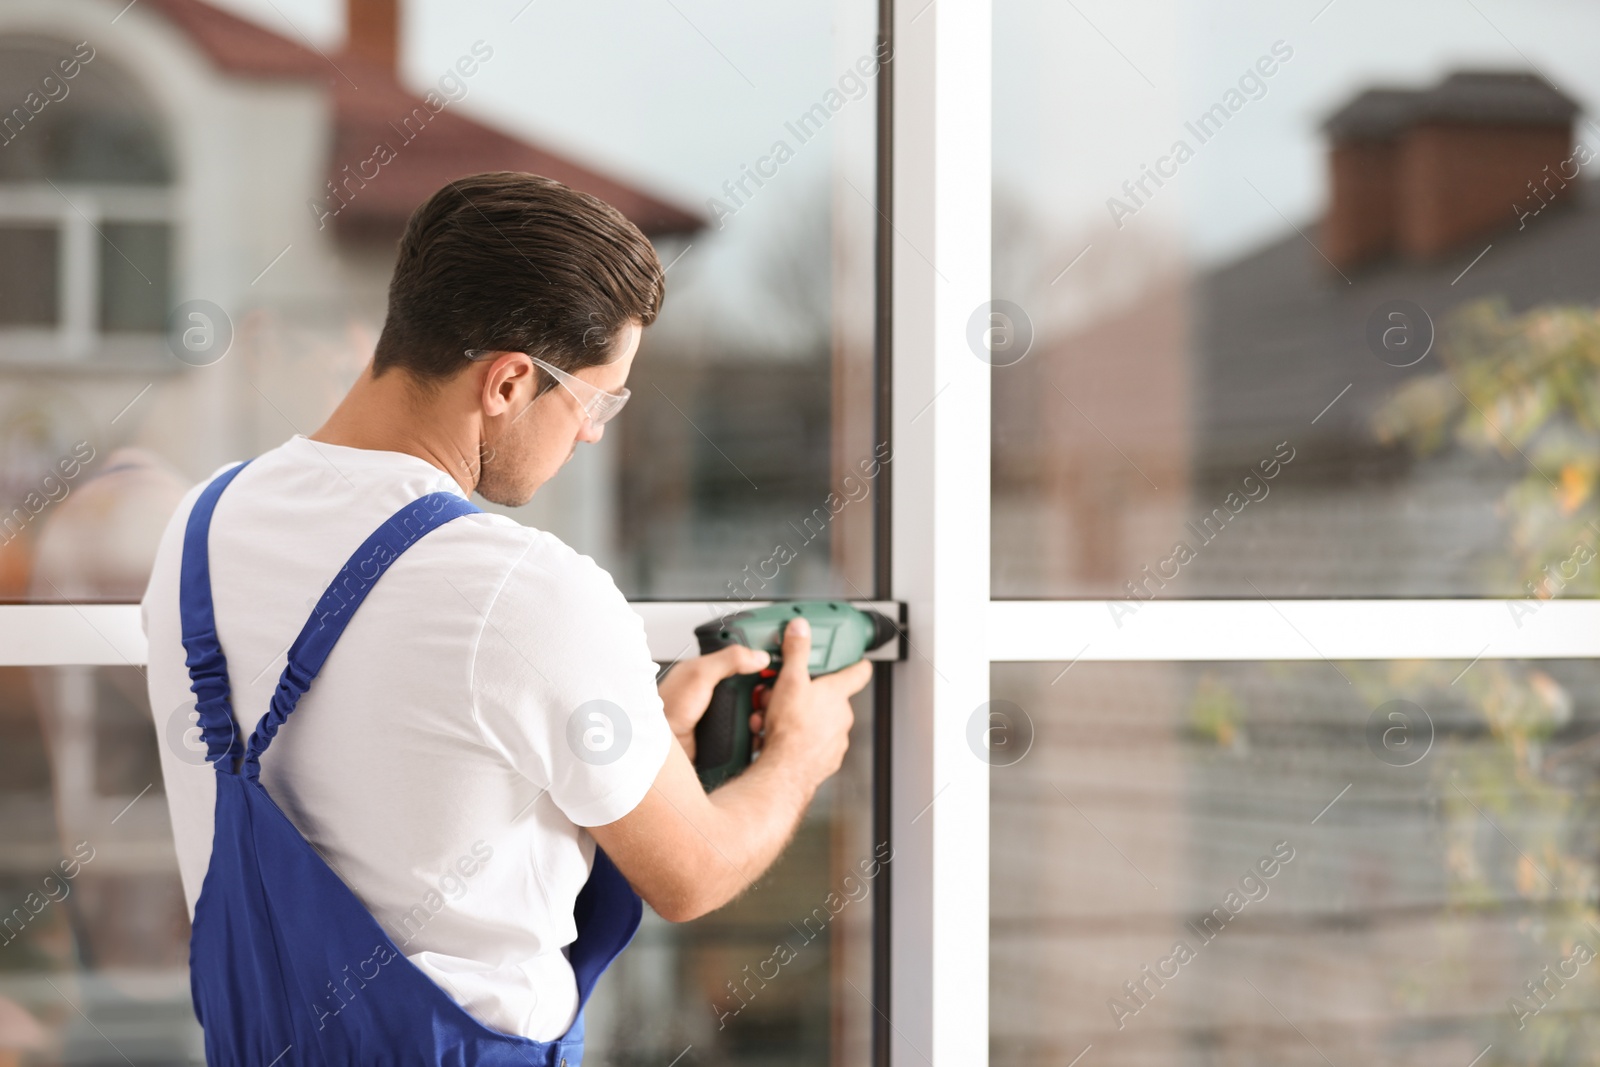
left=694, top=674, right=756, bottom=789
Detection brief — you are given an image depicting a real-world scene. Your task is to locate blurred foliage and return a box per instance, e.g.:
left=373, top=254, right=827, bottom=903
left=1375, top=298, right=1600, bottom=1063
left=1182, top=299, right=1600, bottom=1062
left=1374, top=298, right=1600, bottom=597
left=1186, top=671, right=1245, bottom=751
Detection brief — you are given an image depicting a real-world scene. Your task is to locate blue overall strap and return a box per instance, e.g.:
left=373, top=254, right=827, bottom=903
left=179, top=461, right=252, bottom=769
left=241, top=491, right=480, bottom=780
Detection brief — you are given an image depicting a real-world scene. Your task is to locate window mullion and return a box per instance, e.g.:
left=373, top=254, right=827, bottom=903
left=887, top=0, right=993, bottom=1064
left=61, top=191, right=97, bottom=359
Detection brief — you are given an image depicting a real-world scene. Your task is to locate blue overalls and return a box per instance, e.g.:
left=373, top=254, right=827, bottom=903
left=178, top=460, right=642, bottom=1066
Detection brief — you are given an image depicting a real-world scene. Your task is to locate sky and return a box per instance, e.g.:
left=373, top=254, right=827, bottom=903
left=994, top=0, right=1600, bottom=264
left=208, top=0, right=1600, bottom=282
left=204, top=0, right=858, bottom=207
left=202, top=0, right=876, bottom=341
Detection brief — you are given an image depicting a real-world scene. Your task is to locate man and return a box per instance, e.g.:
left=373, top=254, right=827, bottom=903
left=142, top=171, right=870, bottom=1059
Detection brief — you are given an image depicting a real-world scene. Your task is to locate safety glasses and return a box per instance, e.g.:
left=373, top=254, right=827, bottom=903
left=464, top=349, right=631, bottom=428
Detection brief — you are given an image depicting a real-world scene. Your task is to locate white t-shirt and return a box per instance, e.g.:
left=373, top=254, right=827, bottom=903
left=140, top=434, right=671, bottom=1041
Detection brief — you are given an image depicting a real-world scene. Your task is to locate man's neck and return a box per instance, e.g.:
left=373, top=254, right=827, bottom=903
left=310, top=365, right=479, bottom=495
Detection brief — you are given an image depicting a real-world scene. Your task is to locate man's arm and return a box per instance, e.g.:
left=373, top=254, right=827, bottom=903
left=589, top=618, right=872, bottom=922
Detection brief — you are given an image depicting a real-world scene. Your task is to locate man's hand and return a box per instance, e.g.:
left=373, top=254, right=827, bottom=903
left=592, top=617, right=874, bottom=922
left=657, top=644, right=771, bottom=761
left=756, top=618, right=869, bottom=782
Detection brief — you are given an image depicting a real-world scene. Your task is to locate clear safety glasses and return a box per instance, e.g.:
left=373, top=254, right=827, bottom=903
left=464, top=349, right=631, bottom=428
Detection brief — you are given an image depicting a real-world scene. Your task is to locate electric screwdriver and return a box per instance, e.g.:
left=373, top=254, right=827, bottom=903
left=692, top=601, right=899, bottom=789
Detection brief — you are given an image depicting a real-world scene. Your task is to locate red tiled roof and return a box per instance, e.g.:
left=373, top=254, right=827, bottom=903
left=139, top=0, right=330, bottom=78
left=138, top=0, right=704, bottom=239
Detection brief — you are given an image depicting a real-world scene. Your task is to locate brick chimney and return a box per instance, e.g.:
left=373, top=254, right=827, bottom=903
left=1322, top=89, right=1413, bottom=269
left=346, top=0, right=399, bottom=73
left=1322, top=72, right=1579, bottom=271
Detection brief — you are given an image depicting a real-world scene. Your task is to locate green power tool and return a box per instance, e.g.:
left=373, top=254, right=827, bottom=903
left=692, top=601, right=900, bottom=789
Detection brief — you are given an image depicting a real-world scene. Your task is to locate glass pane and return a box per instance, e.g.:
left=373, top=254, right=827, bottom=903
left=590, top=681, right=878, bottom=1065
left=99, top=223, right=170, bottom=332
left=0, top=665, right=197, bottom=1064
left=992, top=658, right=1600, bottom=1065
left=0, top=5, right=883, bottom=1066
left=0, top=662, right=875, bottom=1066
left=0, top=225, right=57, bottom=326
left=12, top=3, right=879, bottom=604
left=994, top=2, right=1600, bottom=597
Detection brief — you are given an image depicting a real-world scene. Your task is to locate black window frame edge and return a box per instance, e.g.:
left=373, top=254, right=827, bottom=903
left=871, top=0, right=895, bottom=1064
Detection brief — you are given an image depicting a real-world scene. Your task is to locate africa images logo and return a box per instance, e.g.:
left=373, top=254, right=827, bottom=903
left=567, top=700, right=632, bottom=766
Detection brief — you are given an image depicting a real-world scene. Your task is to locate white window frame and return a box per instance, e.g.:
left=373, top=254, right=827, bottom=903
left=884, top=2, right=991, bottom=1066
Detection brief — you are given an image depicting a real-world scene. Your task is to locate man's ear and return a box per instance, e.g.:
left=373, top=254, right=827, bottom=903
left=480, top=351, right=535, bottom=418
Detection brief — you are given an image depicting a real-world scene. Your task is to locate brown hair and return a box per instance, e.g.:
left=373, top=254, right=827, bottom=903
left=373, top=171, right=664, bottom=384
